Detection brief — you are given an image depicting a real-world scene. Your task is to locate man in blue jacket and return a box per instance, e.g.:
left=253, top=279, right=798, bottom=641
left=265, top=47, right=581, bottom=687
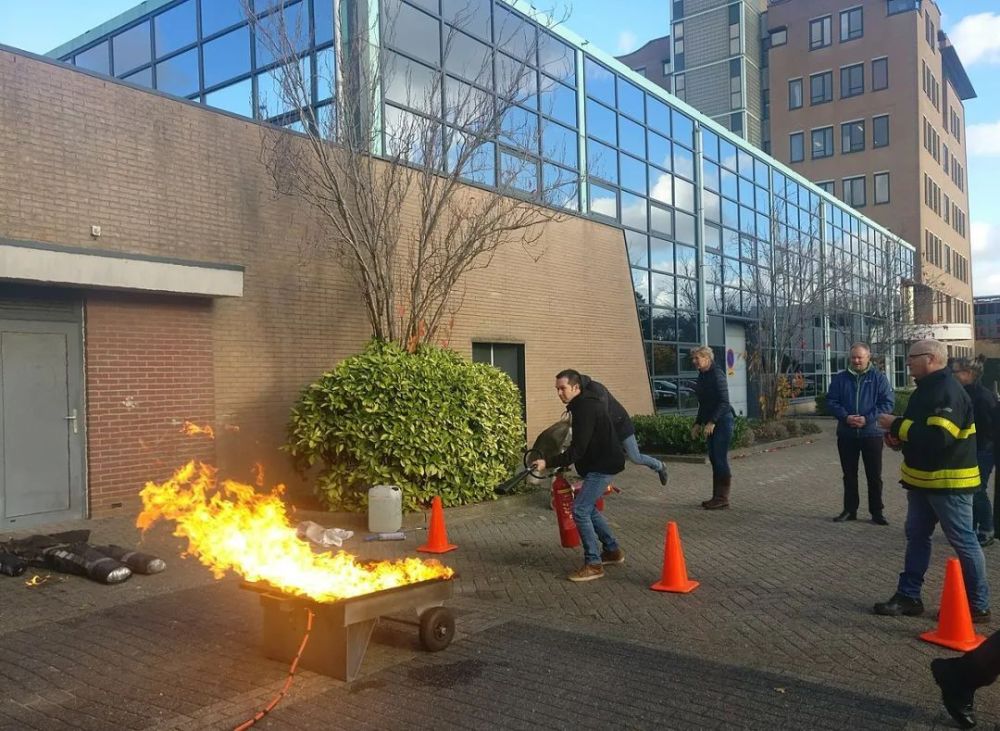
left=826, top=343, right=895, bottom=525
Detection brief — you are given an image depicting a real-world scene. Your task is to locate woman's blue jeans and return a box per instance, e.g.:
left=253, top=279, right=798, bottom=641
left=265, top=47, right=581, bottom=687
left=707, top=412, right=734, bottom=479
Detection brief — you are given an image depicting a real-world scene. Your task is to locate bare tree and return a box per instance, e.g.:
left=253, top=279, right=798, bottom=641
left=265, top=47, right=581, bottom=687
left=735, top=198, right=856, bottom=420
left=245, top=0, right=574, bottom=347
left=827, top=234, right=939, bottom=383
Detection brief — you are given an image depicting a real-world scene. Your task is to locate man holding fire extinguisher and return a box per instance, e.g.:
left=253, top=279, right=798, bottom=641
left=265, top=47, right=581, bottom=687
left=531, top=369, right=626, bottom=582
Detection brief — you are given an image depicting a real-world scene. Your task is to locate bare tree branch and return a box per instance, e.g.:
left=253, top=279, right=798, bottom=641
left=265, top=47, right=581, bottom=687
left=245, top=0, right=574, bottom=348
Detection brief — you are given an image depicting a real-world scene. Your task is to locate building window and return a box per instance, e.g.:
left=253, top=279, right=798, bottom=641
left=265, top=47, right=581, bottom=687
left=729, top=59, right=742, bottom=110
left=472, top=343, right=526, bottom=417
left=840, top=7, right=863, bottom=42
left=730, top=112, right=743, bottom=135
left=729, top=16, right=741, bottom=55
left=841, top=120, right=865, bottom=153
left=674, top=73, right=686, bottom=100
left=818, top=180, right=836, bottom=195
left=810, top=16, right=832, bottom=50
left=673, top=22, right=684, bottom=56
left=662, top=60, right=671, bottom=76
left=873, top=114, right=889, bottom=147
left=771, top=27, right=787, bottom=47
left=874, top=172, right=890, bottom=204
left=840, top=63, right=864, bottom=98
left=887, top=0, right=918, bottom=13
left=788, top=78, right=803, bottom=109
left=872, top=57, right=888, bottom=91
left=811, top=126, right=834, bottom=159
left=843, top=176, right=866, bottom=207
left=790, top=131, right=804, bottom=162
left=810, top=71, right=833, bottom=104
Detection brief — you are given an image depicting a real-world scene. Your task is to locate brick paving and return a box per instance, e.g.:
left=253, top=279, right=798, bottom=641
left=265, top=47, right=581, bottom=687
left=1, top=418, right=996, bottom=729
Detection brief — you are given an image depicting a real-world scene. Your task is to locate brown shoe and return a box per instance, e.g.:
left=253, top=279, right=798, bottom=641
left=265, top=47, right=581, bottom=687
left=703, top=497, right=730, bottom=510
left=601, top=548, right=625, bottom=565
left=568, top=564, right=605, bottom=582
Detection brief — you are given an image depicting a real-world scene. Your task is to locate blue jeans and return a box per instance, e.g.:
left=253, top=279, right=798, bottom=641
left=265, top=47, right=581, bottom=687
left=621, top=434, right=664, bottom=473
left=974, top=450, right=996, bottom=541
left=898, top=490, right=990, bottom=612
left=572, top=472, right=619, bottom=566
left=707, top=412, right=734, bottom=479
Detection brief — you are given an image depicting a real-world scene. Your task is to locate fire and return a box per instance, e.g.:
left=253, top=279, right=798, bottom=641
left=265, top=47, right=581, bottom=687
left=137, top=461, right=453, bottom=602
left=181, top=422, right=215, bottom=438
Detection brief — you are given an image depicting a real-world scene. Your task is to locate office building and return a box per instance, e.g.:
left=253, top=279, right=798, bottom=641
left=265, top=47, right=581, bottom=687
left=766, top=0, right=975, bottom=355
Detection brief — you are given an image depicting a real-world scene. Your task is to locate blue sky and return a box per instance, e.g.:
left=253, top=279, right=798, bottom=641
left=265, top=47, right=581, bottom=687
left=1, top=0, right=998, bottom=295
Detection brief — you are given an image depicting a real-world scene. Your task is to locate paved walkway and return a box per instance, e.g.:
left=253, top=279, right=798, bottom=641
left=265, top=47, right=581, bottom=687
left=1, top=419, right=996, bottom=729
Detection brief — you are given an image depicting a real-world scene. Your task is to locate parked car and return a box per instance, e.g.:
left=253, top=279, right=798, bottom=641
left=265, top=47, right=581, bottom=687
left=652, top=379, right=697, bottom=408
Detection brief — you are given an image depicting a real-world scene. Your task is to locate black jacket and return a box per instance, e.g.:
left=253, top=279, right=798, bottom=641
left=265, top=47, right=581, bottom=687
left=964, top=382, right=997, bottom=453
left=547, top=389, right=625, bottom=477
left=890, top=369, right=979, bottom=492
left=579, top=375, right=634, bottom=439
left=694, top=363, right=732, bottom=425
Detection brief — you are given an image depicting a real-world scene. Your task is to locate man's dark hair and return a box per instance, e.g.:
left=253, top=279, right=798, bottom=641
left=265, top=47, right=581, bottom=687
left=555, top=369, right=582, bottom=386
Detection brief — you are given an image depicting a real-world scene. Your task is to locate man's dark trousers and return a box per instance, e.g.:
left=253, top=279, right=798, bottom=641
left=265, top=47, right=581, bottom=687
left=837, top=435, right=884, bottom=516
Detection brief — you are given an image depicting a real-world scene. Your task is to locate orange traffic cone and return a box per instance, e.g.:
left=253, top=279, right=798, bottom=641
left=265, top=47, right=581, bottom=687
left=651, top=521, right=699, bottom=593
left=920, top=557, right=986, bottom=651
left=417, top=496, right=457, bottom=554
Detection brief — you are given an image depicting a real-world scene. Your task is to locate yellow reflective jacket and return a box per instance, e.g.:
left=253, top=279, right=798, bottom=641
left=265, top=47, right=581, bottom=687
left=890, top=368, right=980, bottom=491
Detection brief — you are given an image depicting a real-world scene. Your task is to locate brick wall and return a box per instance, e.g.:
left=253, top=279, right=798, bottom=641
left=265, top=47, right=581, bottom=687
left=85, top=293, right=216, bottom=516
left=0, top=49, right=652, bottom=513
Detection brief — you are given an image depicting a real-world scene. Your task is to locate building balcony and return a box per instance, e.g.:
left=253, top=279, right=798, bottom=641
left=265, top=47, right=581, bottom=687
left=904, top=322, right=973, bottom=342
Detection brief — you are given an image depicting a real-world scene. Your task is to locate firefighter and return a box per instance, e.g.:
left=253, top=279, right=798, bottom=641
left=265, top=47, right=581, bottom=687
left=873, top=339, right=990, bottom=622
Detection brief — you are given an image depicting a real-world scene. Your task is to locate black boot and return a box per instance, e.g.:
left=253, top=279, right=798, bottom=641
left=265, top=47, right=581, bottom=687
left=704, top=476, right=730, bottom=510
left=931, top=658, right=977, bottom=729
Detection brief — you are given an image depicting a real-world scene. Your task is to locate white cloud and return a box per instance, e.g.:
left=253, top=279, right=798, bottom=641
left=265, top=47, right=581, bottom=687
left=616, top=30, right=637, bottom=54
left=966, top=121, right=1000, bottom=156
left=948, top=12, right=1000, bottom=66
left=971, top=221, right=1000, bottom=296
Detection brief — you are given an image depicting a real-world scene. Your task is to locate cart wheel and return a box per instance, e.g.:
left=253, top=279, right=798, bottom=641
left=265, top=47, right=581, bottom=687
left=419, top=606, right=455, bottom=652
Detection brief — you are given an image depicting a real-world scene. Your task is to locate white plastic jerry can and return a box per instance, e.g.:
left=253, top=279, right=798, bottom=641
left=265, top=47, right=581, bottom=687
left=367, top=485, right=403, bottom=533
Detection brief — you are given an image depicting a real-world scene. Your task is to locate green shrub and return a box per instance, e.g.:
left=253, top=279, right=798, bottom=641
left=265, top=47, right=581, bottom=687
left=814, top=393, right=828, bottom=416
left=285, top=341, right=523, bottom=512
left=754, top=421, right=789, bottom=442
left=893, top=389, right=912, bottom=416
left=633, top=414, right=753, bottom=454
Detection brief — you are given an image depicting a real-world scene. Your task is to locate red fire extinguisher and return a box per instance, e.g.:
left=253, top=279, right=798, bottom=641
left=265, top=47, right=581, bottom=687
left=550, top=474, right=617, bottom=548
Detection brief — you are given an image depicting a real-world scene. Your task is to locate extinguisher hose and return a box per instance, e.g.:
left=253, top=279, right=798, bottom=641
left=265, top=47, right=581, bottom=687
left=233, top=607, right=314, bottom=731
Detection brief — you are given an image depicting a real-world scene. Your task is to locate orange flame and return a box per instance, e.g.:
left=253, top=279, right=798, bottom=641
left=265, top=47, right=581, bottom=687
left=181, top=422, right=215, bottom=438
left=136, top=461, right=452, bottom=602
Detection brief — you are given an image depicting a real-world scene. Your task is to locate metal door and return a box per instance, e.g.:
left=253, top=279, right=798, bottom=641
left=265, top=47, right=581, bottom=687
left=0, top=319, right=85, bottom=526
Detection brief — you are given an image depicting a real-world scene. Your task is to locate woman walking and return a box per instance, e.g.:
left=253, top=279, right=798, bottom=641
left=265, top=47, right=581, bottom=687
left=690, top=346, right=735, bottom=510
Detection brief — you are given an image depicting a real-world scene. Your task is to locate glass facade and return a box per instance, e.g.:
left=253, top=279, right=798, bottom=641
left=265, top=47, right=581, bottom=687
left=62, top=0, right=334, bottom=125
left=55, top=0, right=915, bottom=411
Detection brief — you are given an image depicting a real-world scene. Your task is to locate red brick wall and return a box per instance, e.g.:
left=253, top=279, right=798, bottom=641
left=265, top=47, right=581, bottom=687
left=85, top=293, right=216, bottom=517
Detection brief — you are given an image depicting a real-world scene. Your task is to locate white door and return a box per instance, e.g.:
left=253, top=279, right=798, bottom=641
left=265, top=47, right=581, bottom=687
left=724, top=322, right=748, bottom=417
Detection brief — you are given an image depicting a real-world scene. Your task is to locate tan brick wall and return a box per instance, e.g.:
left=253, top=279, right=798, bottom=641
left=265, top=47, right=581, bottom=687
left=84, top=293, right=217, bottom=517
left=0, top=49, right=652, bottom=511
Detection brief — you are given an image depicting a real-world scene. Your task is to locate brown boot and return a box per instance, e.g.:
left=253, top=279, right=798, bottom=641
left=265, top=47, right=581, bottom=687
left=701, top=477, right=720, bottom=508
left=704, top=476, right=731, bottom=510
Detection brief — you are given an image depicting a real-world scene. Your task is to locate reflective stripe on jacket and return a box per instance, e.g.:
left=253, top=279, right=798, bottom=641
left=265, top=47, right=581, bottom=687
left=890, top=368, right=979, bottom=492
